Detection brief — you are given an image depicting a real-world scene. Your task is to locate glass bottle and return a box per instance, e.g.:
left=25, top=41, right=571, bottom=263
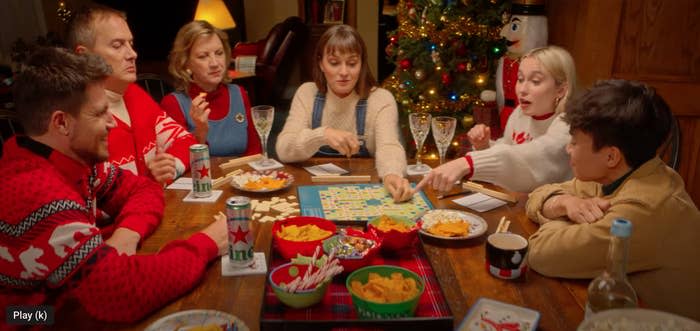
left=584, top=218, right=638, bottom=318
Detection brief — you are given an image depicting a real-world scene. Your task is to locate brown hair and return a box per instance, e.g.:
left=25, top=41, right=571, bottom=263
left=564, top=79, right=672, bottom=168
left=168, top=20, right=232, bottom=91
left=312, top=25, right=376, bottom=99
left=13, top=47, right=112, bottom=135
left=65, top=4, right=127, bottom=50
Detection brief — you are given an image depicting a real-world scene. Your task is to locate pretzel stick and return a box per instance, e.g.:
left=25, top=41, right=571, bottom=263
left=219, top=154, right=262, bottom=171
left=462, top=181, right=518, bottom=203
left=496, top=216, right=506, bottom=233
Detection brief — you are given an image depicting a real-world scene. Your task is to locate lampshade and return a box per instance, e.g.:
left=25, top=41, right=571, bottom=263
left=194, top=0, right=236, bottom=29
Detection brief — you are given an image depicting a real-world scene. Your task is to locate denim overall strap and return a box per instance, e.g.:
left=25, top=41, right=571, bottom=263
left=312, top=92, right=369, bottom=157
left=172, top=86, right=248, bottom=156
left=173, top=91, right=195, bottom=131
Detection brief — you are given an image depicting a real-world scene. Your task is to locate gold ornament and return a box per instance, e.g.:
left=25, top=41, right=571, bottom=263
left=414, top=69, right=425, bottom=80
left=461, top=114, right=475, bottom=129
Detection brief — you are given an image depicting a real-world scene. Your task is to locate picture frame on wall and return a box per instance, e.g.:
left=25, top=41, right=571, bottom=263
left=323, top=0, right=345, bottom=24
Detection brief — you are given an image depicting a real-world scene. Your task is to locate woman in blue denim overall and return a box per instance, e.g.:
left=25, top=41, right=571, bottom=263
left=161, top=20, right=262, bottom=157
left=276, top=25, right=412, bottom=202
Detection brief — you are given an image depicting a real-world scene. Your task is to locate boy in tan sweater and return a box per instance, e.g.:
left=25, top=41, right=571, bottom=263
left=526, top=79, right=700, bottom=320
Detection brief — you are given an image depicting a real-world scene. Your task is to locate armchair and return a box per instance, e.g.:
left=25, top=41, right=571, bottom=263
left=233, top=16, right=309, bottom=107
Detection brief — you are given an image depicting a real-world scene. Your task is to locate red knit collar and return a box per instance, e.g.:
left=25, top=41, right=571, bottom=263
left=188, top=83, right=225, bottom=100
left=532, top=112, right=555, bottom=121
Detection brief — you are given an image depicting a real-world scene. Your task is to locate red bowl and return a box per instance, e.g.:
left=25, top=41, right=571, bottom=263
left=322, top=228, right=382, bottom=273
left=272, top=216, right=337, bottom=260
left=367, top=215, right=419, bottom=251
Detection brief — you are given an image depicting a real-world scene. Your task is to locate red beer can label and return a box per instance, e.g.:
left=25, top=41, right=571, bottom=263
left=189, top=144, right=212, bottom=198
left=226, top=196, right=254, bottom=267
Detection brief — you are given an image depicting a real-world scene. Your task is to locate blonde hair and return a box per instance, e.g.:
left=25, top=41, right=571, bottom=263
left=168, top=20, right=232, bottom=91
left=521, top=45, right=577, bottom=114
left=313, top=25, right=376, bottom=99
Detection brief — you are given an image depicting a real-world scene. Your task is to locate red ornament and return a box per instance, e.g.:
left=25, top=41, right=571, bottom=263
left=457, top=62, right=467, bottom=72
left=452, top=39, right=468, bottom=57
left=441, top=72, right=452, bottom=85
left=389, top=36, right=398, bottom=45
left=385, top=44, right=394, bottom=56
left=399, top=59, right=412, bottom=70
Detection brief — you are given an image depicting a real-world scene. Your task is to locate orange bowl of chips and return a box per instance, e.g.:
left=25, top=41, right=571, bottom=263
left=272, top=216, right=337, bottom=260
left=367, top=215, right=419, bottom=251
left=322, top=228, right=382, bottom=273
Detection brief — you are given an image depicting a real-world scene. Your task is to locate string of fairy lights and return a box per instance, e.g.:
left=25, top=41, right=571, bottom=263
left=382, top=0, right=509, bottom=116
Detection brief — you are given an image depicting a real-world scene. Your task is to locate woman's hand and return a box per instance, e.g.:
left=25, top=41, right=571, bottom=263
left=383, top=174, right=413, bottom=203
left=413, top=157, right=471, bottom=195
left=190, top=92, right=211, bottom=144
left=467, top=124, right=491, bottom=150
left=323, top=127, right=360, bottom=157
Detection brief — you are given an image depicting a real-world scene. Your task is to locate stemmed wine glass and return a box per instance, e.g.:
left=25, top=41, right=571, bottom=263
left=407, top=112, right=432, bottom=173
left=431, top=116, right=457, bottom=165
left=251, top=105, right=275, bottom=167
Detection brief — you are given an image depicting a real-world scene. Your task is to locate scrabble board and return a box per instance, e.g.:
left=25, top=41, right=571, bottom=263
left=297, top=184, right=433, bottom=222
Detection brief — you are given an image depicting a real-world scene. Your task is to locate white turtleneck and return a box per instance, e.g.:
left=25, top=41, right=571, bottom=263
left=105, top=89, right=131, bottom=126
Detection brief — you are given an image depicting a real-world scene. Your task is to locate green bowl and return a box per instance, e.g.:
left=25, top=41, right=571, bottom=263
left=345, top=265, right=425, bottom=319
left=269, top=262, right=331, bottom=309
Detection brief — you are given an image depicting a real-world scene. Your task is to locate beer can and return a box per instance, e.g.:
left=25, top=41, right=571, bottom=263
left=226, top=196, right=254, bottom=267
left=189, top=144, right=212, bottom=198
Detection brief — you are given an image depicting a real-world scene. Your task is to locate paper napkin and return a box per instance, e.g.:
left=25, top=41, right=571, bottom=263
left=221, top=252, right=267, bottom=276
left=453, top=192, right=507, bottom=212
left=304, top=163, right=349, bottom=176
left=248, top=158, right=284, bottom=171
left=166, top=177, right=192, bottom=190
left=182, top=190, right=223, bottom=203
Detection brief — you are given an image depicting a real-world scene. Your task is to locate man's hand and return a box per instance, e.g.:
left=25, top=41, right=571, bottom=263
left=323, top=127, right=360, bottom=157
left=200, top=212, right=229, bottom=256
left=105, top=227, right=141, bottom=255
left=412, top=157, right=471, bottom=195
left=147, top=145, right=177, bottom=185
left=383, top=174, right=413, bottom=203
left=190, top=92, right=211, bottom=144
left=544, top=194, right=610, bottom=224
left=467, top=124, right=491, bottom=150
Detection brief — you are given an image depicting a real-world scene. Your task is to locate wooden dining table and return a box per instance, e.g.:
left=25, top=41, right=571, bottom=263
left=55, top=157, right=589, bottom=331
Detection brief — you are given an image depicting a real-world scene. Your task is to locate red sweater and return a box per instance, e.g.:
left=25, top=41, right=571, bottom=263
left=108, top=84, right=197, bottom=180
left=0, top=137, right=218, bottom=325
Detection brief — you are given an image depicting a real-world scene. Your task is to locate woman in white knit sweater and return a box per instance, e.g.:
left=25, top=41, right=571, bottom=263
left=415, top=46, right=577, bottom=193
left=275, top=25, right=412, bottom=202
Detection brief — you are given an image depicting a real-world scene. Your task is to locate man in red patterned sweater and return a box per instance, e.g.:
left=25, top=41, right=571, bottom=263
left=0, top=48, right=227, bottom=327
left=65, top=4, right=197, bottom=185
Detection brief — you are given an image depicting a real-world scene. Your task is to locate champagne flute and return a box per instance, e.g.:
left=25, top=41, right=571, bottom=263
left=407, top=112, right=432, bottom=173
left=431, top=116, right=457, bottom=165
left=251, top=105, right=275, bottom=167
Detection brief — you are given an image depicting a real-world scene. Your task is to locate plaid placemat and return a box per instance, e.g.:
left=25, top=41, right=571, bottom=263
left=261, top=246, right=453, bottom=328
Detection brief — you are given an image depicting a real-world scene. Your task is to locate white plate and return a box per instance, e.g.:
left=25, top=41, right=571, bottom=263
left=577, top=308, right=700, bottom=331
left=230, top=170, right=294, bottom=193
left=145, top=309, right=249, bottom=331
left=458, top=297, right=540, bottom=331
left=418, top=209, right=488, bottom=240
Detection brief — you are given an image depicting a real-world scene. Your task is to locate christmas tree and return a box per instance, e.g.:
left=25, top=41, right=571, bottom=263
left=383, top=0, right=509, bottom=120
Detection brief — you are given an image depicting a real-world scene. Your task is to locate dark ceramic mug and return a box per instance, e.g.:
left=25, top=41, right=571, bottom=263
left=485, top=232, right=528, bottom=279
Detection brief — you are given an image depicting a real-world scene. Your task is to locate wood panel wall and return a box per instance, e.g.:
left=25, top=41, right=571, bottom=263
left=548, top=0, right=700, bottom=205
